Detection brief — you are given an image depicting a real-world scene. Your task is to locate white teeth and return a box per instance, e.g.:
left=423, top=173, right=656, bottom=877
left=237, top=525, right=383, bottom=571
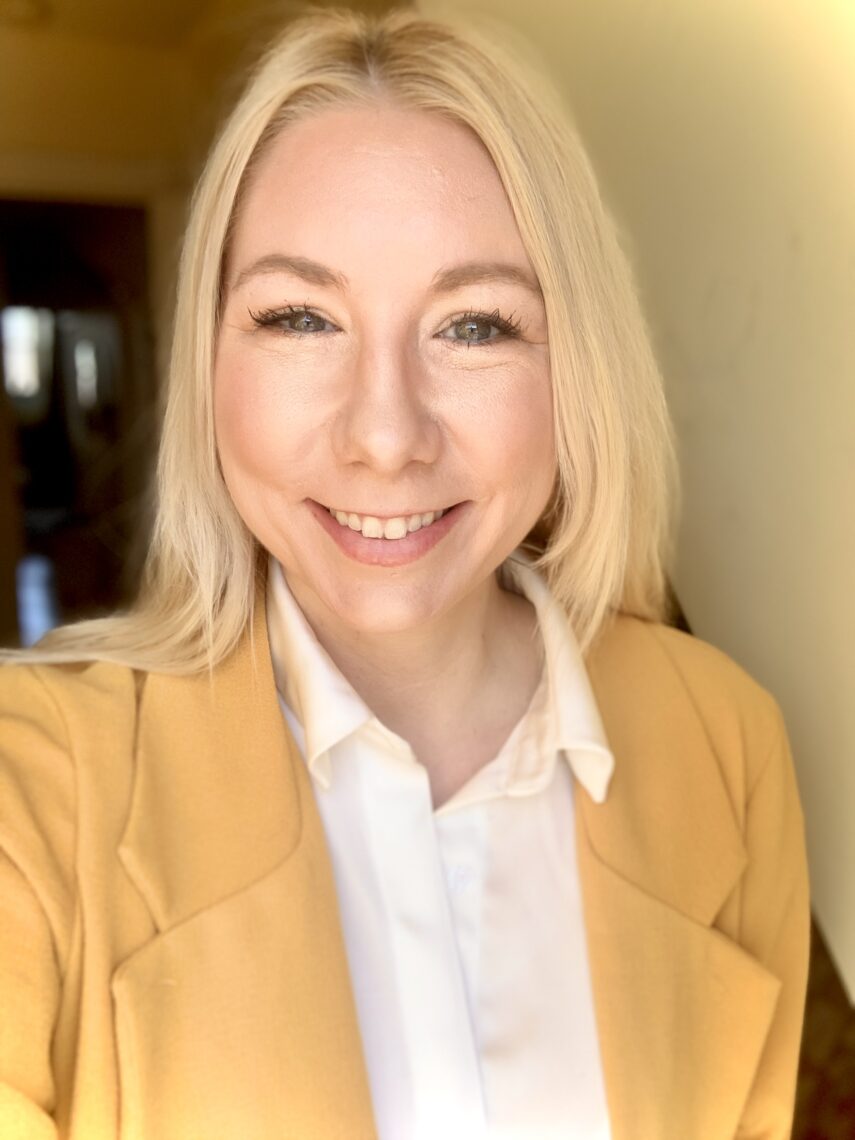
left=383, top=517, right=409, bottom=540
left=326, top=505, right=448, bottom=540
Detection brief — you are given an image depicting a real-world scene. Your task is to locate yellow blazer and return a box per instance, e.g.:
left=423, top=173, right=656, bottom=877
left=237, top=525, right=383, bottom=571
left=0, top=598, right=810, bottom=1140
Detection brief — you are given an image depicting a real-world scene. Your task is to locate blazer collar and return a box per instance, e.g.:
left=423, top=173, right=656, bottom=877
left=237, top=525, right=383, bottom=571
left=119, top=592, right=302, bottom=932
left=582, top=612, right=745, bottom=925
left=117, top=594, right=779, bottom=1139
left=577, top=617, right=781, bottom=1136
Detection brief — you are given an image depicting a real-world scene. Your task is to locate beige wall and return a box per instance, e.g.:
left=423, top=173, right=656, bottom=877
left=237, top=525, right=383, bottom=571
left=0, top=27, right=196, bottom=160
left=421, top=0, right=855, bottom=998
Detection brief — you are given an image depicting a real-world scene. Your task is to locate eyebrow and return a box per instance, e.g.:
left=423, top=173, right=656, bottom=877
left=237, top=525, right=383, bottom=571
left=430, top=260, right=542, bottom=299
left=230, top=254, right=542, bottom=299
left=231, top=254, right=347, bottom=293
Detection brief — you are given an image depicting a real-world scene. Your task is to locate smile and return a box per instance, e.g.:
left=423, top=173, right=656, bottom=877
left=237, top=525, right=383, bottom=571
left=307, top=499, right=467, bottom=568
left=323, top=505, right=448, bottom=541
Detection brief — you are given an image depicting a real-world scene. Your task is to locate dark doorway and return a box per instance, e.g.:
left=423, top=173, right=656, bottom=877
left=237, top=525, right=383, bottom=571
left=0, top=199, right=157, bottom=646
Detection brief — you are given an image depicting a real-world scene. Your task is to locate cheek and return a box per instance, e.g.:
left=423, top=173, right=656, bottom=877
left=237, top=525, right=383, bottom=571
left=461, top=366, right=555, bottom=495
left=213, top=350, right=311, bottom=488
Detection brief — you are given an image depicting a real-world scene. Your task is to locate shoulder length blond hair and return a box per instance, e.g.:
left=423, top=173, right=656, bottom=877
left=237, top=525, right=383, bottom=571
left=4, top=3, right=679, bottom=672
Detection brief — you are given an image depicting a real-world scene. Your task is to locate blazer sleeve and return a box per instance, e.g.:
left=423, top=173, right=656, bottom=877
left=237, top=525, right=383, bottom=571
left=734, top=698, right=811, bottom=1139
left=0, top=666, right=77, bottom=1140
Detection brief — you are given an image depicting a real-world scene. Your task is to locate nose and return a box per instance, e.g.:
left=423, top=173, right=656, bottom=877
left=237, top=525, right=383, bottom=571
left=332, top=337, right=442, bottom=474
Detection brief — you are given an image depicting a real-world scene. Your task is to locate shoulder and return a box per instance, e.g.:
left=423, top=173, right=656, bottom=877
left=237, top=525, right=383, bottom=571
left=588, top=614, right=786, bottom=797
left=0, top=656, right=141, bottom=743
left=0, top=658, right=143, bottom=847
left=0, top=660, right=141, bottom=971
left=0, top=659, right=154, bottom=953
left=0, top=657, right=142, bottom=802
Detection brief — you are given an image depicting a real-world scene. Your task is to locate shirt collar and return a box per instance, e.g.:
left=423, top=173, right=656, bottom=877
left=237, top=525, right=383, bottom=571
left=266, top=559, right=373, bottom=788
left=266, top=549, right=614, bottom=803
left=498, top=549, right=615, bottom=803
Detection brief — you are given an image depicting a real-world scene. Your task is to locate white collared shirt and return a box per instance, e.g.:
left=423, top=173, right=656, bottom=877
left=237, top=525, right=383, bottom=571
left=266, top=548, right=614, bottom=1140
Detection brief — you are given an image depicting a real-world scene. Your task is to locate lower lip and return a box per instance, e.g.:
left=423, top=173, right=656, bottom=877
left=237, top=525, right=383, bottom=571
left=307, top=499, right=468, bottom=567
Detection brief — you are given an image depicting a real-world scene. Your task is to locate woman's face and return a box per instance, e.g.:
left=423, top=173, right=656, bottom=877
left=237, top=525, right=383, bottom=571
left=215, top=102, right=556, bottom=634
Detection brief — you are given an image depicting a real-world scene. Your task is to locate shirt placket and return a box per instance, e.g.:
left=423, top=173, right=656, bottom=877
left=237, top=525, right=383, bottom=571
left=358, top=724, right=489, bottom=1140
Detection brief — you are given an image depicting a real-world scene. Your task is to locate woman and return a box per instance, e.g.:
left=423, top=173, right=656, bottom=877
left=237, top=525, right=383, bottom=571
left=0, top=6, right=809, bottom=1139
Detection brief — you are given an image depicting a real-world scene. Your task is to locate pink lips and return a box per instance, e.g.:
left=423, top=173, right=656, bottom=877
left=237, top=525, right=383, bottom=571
left=307, top=499, right=467, bottom=567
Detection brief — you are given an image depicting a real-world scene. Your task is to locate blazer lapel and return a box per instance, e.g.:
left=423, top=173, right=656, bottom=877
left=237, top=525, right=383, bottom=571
left=113, top=597, right=378, bottom=1140
left=579, top=617, right=782, bottom=1139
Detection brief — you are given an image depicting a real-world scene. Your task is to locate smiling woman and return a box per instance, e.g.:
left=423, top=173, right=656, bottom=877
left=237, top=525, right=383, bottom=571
left=0, top=6, right=809, bottom=1140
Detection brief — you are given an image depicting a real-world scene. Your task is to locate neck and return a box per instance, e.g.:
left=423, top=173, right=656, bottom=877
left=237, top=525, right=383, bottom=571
left=284, top=566, right=537, bottom=745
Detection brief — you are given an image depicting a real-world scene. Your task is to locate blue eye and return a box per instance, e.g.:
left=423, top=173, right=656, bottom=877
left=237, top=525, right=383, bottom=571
left=247, top=304, right=524, bottom=344
left=248, top=305, right=336, bottom=334
left=439, top=308, right=523, bottom=345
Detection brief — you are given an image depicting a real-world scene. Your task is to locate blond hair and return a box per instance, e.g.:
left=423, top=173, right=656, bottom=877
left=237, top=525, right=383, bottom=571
left=4, top=4, right=679, bottom=671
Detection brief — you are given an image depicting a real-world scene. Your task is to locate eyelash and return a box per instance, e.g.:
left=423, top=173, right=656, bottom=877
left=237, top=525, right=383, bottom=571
left=247, top=303, right=524, bottom=345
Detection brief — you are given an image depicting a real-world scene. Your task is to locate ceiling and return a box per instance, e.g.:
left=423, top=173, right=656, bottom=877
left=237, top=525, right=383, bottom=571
left=0, top=0, right=398, bottom=49
left=1, top=0, right=214, bottom=46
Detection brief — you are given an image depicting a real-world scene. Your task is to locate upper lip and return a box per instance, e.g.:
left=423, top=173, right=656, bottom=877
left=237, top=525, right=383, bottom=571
left=314, top=499, right=458, bottom=520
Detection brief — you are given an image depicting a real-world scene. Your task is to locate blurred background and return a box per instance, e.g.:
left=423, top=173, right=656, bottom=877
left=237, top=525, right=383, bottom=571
left=0, top=0, right=852, bottom=1132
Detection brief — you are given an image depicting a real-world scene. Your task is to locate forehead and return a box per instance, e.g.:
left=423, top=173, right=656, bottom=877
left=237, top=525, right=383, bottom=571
left=229, top=102, right=530, bottom=271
